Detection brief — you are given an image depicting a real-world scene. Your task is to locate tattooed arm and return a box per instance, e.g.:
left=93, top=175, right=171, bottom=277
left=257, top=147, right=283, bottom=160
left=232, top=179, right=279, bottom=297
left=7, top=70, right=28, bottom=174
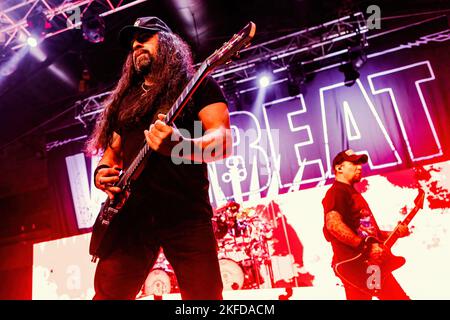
left=325, top=210, right=389, bottom=261
left=325, top=210, right=362, bottom=248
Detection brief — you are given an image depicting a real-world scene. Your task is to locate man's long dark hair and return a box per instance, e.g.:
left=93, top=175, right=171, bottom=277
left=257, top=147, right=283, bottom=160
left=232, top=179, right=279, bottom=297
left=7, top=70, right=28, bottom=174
left=85, top=32, right=194, bottom=154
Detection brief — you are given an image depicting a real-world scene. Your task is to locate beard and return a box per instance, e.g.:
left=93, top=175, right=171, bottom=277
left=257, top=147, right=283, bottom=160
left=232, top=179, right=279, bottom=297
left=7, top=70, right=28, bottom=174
left=133, top=50, right=153, bottom=76
left=352, top=172, right=362, bottom=183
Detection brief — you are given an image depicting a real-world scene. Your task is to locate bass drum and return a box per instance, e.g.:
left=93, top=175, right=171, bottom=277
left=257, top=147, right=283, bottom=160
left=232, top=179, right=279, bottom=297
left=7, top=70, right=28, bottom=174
left=219, top=258, right=245, bottom=290
left=142, top=268, right=177, bottom=297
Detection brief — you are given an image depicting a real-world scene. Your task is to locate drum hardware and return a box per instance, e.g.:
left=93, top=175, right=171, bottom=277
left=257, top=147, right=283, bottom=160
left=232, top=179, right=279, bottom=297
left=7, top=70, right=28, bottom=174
left=141, top=268, right=178, bottom=297
left=138, top=251, right=179, bottom=298
left=218, top=258, right=245, bottom=290
left=213, top=201, right=276, bottom=290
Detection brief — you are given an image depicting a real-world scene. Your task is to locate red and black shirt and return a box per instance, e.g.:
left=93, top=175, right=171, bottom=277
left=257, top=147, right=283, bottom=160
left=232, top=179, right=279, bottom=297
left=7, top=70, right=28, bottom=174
left=322, top=181, right=381, bottom=264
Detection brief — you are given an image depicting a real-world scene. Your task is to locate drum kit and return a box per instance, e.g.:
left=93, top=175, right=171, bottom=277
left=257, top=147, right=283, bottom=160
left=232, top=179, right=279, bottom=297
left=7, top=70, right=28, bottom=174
left=139, top=251, right=178, bottom=297
left=138, top=201, right=275, bottom=297
left=213, top=201, right=275, bottom=290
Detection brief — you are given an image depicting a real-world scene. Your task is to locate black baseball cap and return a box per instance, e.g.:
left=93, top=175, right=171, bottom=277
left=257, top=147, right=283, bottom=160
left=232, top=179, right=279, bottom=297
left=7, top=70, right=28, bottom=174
left=332, top=149, right=368, bottom=168
left=119, top=16, right=172, bottom=49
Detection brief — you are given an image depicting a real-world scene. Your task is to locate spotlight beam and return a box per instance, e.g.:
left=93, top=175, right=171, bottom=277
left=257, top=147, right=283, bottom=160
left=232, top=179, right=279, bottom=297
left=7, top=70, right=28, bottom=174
left=0, top=46, right=28, bottom=85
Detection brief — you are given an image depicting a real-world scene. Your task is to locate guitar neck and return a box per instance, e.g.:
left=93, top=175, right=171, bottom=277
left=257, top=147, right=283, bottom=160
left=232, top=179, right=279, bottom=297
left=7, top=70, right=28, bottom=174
left=165, top=63, right=208, bottom=125
left=383, top=206, right=420, bottom=249
left=117, top=62, right=209, bottom=187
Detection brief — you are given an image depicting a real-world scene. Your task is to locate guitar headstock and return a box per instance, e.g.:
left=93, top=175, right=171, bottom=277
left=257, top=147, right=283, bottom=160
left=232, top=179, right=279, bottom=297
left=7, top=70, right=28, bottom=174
left=414, top=188, right=426, bottom=209
left=205, top=22, right=256, bottom=71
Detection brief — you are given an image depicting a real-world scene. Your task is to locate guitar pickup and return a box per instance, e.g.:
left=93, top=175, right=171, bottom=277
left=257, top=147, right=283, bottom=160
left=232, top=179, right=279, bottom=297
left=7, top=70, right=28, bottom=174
left=100, top=207, right=119, bottom=225
left=107, top=207, right=119, bottom=214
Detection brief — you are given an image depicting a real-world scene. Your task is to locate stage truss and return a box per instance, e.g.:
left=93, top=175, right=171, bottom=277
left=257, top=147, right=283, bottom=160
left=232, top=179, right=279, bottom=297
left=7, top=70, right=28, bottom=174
left=71, top=12, right=369, bottom=123
left=39, top=12, right=448, bottom=151
left=0, top=0, right=147, bottom=50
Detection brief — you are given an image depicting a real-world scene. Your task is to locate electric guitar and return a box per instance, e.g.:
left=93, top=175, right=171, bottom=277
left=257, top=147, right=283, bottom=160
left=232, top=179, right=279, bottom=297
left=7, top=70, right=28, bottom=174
left=334, top=188, right=425, bottom=295
left=89, top=22, right=256, bottom=261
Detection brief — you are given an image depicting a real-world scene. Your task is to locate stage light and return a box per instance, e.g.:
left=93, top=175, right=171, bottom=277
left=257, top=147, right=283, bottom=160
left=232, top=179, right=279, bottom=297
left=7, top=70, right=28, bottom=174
left=287, top=74, right=300, bottom=96
left=339, top=47, right=367, bottom=86
left=351, top=49, right=367, bottom=69
left=353, top=53, right=367, bottom=69
left=286, top=63, right=306, bottom=96
left=254, top=59, right=273, bottom=88
left=82, top=15, right=105, bottom=43
left=339, top=62, right=360, bottom=87
left=26, top=6, right=51, bottom=38
left=259, top=74, right=271, bottom=88
left=27, top=36, right=38, bottom=47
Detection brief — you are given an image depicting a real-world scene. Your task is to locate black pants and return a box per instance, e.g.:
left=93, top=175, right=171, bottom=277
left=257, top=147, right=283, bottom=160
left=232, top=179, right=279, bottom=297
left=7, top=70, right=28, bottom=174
left=93, top=217, right=223, bottom=300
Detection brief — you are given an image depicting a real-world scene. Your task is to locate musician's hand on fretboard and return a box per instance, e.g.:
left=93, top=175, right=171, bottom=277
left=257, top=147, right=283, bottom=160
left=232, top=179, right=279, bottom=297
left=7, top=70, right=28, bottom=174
left=394, top=222, right=411, bottom=238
